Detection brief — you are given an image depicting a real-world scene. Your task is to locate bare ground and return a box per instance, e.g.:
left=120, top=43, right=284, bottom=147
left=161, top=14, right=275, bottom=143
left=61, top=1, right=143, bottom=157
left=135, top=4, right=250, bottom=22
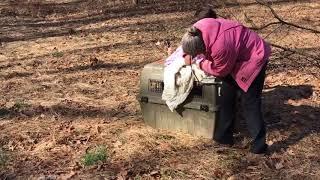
left=0, top=0, right=319, bottom=179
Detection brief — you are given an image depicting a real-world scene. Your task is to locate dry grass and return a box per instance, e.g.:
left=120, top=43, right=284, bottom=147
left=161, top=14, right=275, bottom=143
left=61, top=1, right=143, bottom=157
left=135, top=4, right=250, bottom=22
left=0, top=0, right=319, bottom=179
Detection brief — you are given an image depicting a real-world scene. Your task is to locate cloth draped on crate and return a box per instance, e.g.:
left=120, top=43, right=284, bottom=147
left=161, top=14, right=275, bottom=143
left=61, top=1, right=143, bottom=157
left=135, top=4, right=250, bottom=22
left=162, top=46, right=207, bottom=112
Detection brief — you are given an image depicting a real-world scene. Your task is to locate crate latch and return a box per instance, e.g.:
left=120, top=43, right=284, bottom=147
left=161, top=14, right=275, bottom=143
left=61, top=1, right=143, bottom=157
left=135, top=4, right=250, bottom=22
left=200, top=105, right=209, bottom=112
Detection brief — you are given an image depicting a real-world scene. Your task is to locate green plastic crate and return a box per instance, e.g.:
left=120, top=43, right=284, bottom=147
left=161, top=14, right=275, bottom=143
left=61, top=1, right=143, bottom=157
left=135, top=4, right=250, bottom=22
left=137, top=61, right=221, bottom=138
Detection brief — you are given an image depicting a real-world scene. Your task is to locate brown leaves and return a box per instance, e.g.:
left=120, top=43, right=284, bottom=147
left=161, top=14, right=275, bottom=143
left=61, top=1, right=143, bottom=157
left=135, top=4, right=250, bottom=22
left=0, top=1, right=319, bottom=179
left=113, top=140, right=123, bottom=148
left=268, top=153, right=287, bottom=170
left=58, top=171, right=76, bottom=180
left=7, top=141, right=15, bottom=151
left=89, top=57, right=100, bottom=67
left=212, top=169, right=225, bottom=179
left=275, top=162, right=284, bottom=170
left=116, top=169, right=128, bottom=180
left=287, top=149, right=295, bottom=156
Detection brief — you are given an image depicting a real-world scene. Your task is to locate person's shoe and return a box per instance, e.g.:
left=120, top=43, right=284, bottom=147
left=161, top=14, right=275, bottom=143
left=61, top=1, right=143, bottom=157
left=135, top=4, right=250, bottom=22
left=213, top=137, right=234, bottom=146
left=212, top=138, right=235, bottom=151
left=212, top=140, right=233, bottom=154
left=250, top=144, right=269, bottom=155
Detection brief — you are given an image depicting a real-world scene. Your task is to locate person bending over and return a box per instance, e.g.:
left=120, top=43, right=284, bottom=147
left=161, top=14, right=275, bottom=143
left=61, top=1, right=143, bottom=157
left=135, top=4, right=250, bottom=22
left=182, top=8, right=271, bottom=154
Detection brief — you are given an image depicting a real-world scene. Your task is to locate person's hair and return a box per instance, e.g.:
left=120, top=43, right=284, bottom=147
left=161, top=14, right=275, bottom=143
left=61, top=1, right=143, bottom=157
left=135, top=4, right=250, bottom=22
left=181, top=26, right=206, bottom=57
left=194, top=6, right=217, bottom=22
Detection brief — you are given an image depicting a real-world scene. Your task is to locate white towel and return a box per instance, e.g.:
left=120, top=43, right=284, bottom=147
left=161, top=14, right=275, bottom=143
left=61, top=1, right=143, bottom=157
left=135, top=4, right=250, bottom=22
left=162, top=49, right=207, bottom=112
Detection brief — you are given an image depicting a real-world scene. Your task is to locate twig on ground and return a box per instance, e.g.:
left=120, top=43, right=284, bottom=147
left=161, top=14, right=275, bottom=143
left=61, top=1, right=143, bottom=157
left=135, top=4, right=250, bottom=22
left=270, top=43, right=320, bottom=68
left=255, top=0, right=320, bottom=34
left=263, top=23, right=284, bottom=39
left=251, top=21, right=282, bottom=30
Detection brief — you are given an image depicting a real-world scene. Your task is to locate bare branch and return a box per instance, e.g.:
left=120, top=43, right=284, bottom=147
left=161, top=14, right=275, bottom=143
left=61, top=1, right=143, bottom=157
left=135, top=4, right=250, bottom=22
left=263, top=23, right=284, bottom=39
left=270, top=43, right=320, bottom=68
left=256, top=0, right=320, bottom=34
left=270, top=43, right=318, bottom=59
left=250, top=21, right=282, bottom=30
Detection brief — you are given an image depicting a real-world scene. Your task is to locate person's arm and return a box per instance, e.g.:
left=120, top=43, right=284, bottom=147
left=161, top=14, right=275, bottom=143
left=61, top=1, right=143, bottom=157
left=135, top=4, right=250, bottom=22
left=199, top=33, right=238, bottom=77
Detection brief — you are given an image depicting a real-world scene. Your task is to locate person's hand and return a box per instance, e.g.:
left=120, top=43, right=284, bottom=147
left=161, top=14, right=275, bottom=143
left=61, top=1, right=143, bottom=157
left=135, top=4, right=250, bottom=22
left=193, top=54, right=206, bottom=69
left=184, top=54, right=192, bottom=65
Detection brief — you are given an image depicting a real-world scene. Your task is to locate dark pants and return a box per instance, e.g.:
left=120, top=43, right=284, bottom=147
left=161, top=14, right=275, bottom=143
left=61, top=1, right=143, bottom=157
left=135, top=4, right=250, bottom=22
left=214, top=64, right=268, bottom=154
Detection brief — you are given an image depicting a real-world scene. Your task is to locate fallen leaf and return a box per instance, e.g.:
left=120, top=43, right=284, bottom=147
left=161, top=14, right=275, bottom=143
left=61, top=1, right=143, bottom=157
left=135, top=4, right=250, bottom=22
left=59, top=171, right=76, bottom=180
left=267, top=140, right=274, bottom=146
left=117, top=169, right=128, bottom=180
left=167, top=47, right=174, bottom=55
left=8, top=141, right=15, bottom=151
left=95, top=125, right=101, bottom=134
left=262, top=160, right=272, bottom=169
left=40, top=114, right=45, bottom=118
left=5, top=101, right=14, bottom=109
left=213, top=169, right=224, bottom=177
left=113, top=140, right=123, bottom=148
left=149, top=170, right=160, bottom=176
left=227, top=175, right=241, bottom=180
left=287, top=149, right=295, bottom=156
left=247, top=166, right=258, bottom=170
left=292, top=110, right=300, bottom=114
left=275, top=162, right=284, bottom=170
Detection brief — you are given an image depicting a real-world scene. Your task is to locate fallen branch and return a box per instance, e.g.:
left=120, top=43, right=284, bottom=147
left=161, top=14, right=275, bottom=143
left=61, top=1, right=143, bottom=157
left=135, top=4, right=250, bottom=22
left=256, top=0, right=320, bottom=34
left=251, top=21, right=282, bottom=30
left=270, top=43, right=318, bottom=59
left=270, top=43, right=320, bottom=68
left=263, top=23, right=284, bottom=39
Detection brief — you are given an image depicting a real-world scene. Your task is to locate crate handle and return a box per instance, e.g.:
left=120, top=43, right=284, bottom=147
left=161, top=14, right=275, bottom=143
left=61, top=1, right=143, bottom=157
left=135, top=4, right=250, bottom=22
left=141, top=96, right=149, bottom=103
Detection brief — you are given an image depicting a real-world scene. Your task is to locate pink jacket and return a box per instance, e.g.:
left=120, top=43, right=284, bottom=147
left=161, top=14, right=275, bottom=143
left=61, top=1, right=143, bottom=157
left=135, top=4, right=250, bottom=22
left=194, top=18, right=271, bottom=92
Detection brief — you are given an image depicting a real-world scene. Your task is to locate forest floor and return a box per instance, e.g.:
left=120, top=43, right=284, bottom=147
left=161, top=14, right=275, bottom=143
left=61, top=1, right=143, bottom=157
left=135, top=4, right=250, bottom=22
left=0, top=0, right=319, bottom=179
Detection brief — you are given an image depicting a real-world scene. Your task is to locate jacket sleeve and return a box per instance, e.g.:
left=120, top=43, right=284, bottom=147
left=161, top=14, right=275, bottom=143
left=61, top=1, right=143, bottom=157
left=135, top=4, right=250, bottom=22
left=199, top=31, right=238, bottom=77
